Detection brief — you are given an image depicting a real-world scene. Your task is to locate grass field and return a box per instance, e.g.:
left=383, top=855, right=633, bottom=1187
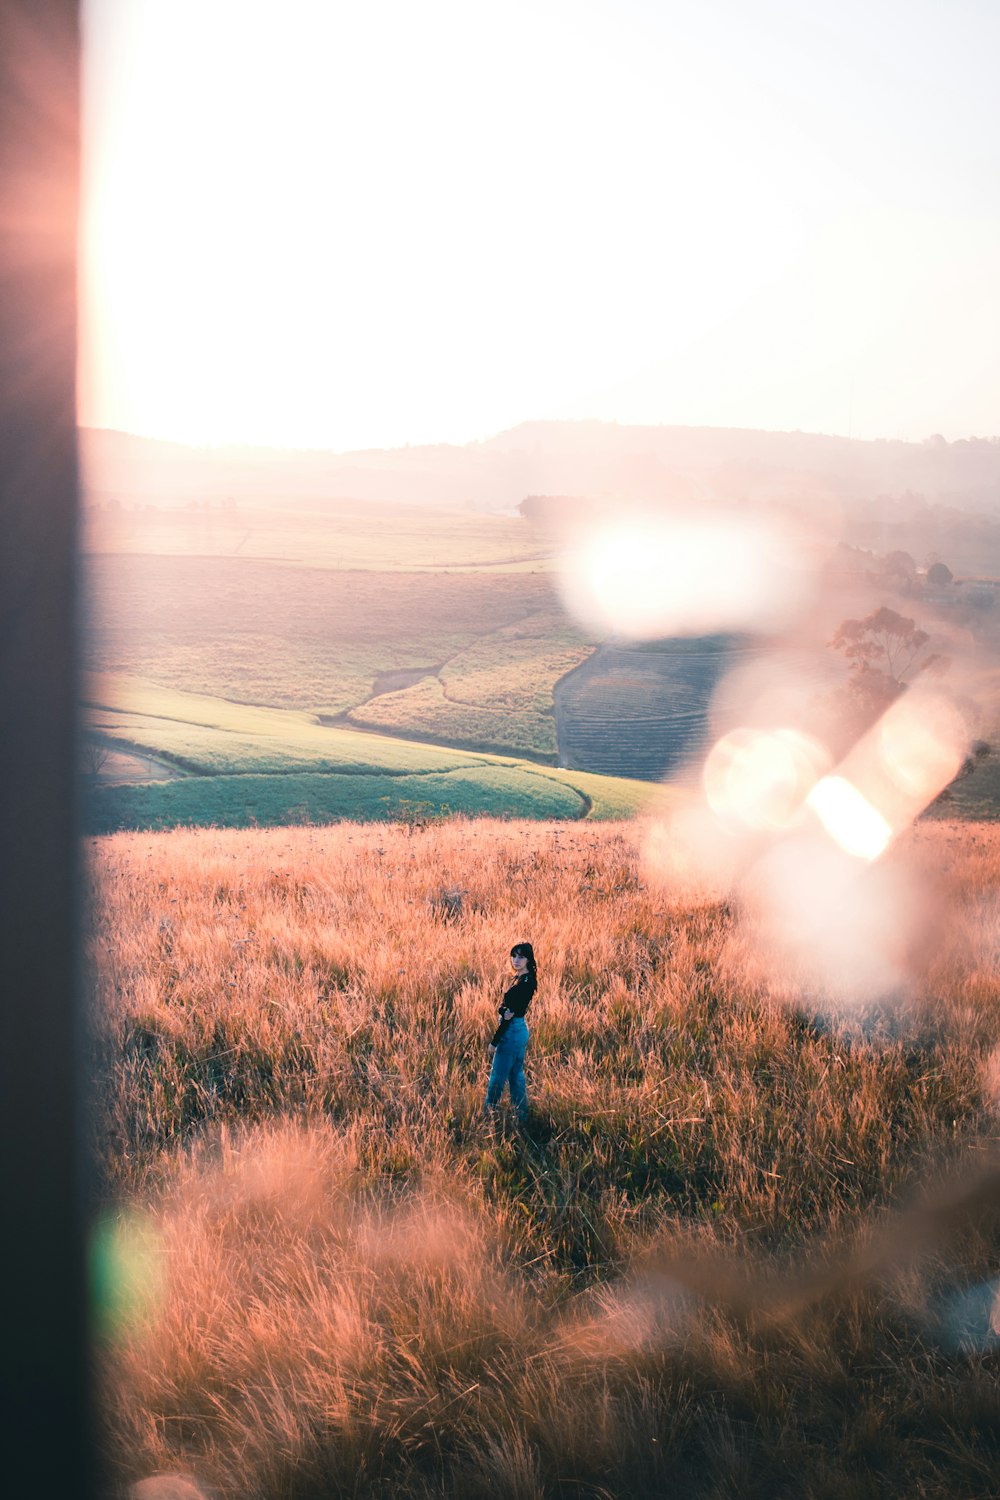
left=91, top=818, right=1000, bottom=1498
left=348, top=611, right=592, bottom=757
left=83, top=674, right=653, bottom=828
left=84, top=550, right=594, bottom=760
left=84, top=500, right=558, bottom=572
left=86, top=768, right=588, bottom=832
left=84, top=554, right=570, bottom=720
left=81, top=512, right=1000, bottom=825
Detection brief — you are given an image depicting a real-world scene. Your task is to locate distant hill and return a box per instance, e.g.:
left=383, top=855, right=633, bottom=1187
left=79, top=427, right=510, bottom=511
left=79, top=420, right=1000, bottom=517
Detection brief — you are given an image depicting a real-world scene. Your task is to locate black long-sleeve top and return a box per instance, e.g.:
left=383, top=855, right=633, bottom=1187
left=490, top=972, right=537, bottom=1047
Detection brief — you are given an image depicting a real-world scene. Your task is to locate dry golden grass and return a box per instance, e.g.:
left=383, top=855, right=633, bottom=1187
left=89, top=819, right=1000, bottom=1499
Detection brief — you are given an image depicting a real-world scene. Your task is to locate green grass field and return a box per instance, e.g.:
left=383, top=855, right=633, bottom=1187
left=82, top=509, right=1000, bottom=828
left=84, top=674, right=655, bottom=830
left=86, top=768, right=587, bottom=833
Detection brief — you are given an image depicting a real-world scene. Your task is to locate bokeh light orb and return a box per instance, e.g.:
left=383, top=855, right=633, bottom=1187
left=703, top=727, right=829, bottom=832
left=558, top=514, right=802, bottom=640
left=747, top=830, right=920, bottom=1002
left=91, top=1209, right=165, bottom=1341
left=806, top=774, right=893, bottom=862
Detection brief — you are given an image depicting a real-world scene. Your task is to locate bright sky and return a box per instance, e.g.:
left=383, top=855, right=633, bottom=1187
left=79, top=0, right=1000, bottom=451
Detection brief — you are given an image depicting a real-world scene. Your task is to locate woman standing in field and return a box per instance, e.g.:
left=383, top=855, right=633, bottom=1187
left=484, top=942, right=537, bottom=1122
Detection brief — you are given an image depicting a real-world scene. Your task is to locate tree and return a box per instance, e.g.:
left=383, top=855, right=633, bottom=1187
left=827, top=609, right=991, bottom=799
left=881, top=550, right=916, bottom=579
left=80, top=735, right=110, bottom=778
left=872, top=549, right=917, bottom=596
left=829, top=606, right=944, bottom=721
left=927, top=560, right=953, bottom=587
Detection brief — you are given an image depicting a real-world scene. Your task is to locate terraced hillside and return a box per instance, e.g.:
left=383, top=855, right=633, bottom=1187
left=554, top=636, right=761, bottom=780
left=82, top=674, right=655, bottom=828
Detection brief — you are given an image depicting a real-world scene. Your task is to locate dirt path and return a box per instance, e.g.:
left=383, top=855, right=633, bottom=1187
left=91, top=743, right=183, bottom=784
left=551, top=649, right=597, bottom=768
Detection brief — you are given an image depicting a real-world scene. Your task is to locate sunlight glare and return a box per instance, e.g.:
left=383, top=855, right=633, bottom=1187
left=747, top=832, right=925, bottom=1002
left=805, top=776, right=893, bottom=863
left=703, top=727, right=829, bottom=833
left=558, top=514, right=803, bottom=640
left=877, top=692, right=967, bottom=805
left=646, top=675, right=968, bottom=1000
left=810, top=688, right=970, bottom=854
left=641, top=796, right=744, bottom=901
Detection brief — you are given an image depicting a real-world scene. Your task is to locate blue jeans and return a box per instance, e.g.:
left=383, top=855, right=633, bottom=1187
left=485, top=1017, right=529, bottom=1118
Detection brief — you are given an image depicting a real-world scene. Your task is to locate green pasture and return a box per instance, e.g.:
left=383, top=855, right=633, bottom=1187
left=926, top=763, right=1000, bottom=821
left=540, top=765, right=658, bottom=820
left=348, top=675, right=557, bottom=758
left=84, top=675, right=654, bottom=829
left=85, top=767, right=586, bottom=834
left=920, top=661, right=1000, bottom=821
left=84, top=676, right=483, bottom=775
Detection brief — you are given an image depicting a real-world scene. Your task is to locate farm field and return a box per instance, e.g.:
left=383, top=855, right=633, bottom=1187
left=82, top=508, right=1000, bottom=824
left=91, top=818, right=1000, bottom=1499
left=83, top=674, right=654, bottom=829
left=83, top=553, right=578, bottom=720
left=83, top=499, right=558, bottom=572
left=347, top=611, right=592, bottom=757
left=83, top=551, right=596, bottom=763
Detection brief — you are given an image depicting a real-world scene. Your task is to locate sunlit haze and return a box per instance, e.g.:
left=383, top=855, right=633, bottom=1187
left=61, top=7, right=1000, bottom=1479
left=558, top=513, right=804, bottom=639
left=80, top=0, right=1000, bottom=451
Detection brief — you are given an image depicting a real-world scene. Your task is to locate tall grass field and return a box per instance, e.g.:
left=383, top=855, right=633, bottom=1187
left=90, top=819, right=1000, bottom=1499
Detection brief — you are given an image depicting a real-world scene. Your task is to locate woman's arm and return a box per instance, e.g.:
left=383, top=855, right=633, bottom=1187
left=489, top=1008, right=514, bottom=1049
left=490, top=977, right=533, bottom=1048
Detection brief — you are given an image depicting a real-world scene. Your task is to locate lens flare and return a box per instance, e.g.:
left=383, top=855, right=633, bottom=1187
left=806, top=689, right=969, bottom=856
left=703, top=727, right=829, bottom=832
left=130, top=1477, right=211, bottom=1500
left=933, top=1277, right=1000, bottom=1354
left=877, top=691, right=967, bottom=804
left=673, top=673, right=966, bottom=1004
left=558, top=513, right=802, bottom=640
left=707, top=650, right=845, bottom=743
left=747, top=832, right=925, bottom=1002
left=90, top=1209, right=165, bottom=1341
left=641, top=796, right=744, bottom=900
left=806, top=775, right=893, bottom=862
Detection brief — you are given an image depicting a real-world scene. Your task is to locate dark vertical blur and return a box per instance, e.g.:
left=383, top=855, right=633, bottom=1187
left=0, top=2, right=93, bottom=1494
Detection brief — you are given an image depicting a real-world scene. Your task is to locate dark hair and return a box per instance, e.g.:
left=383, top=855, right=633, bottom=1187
left=510, top=941, right=536, bottom=974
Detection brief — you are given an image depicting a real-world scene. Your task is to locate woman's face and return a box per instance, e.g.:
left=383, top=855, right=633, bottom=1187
left=511, top=951, right=528, bottom=974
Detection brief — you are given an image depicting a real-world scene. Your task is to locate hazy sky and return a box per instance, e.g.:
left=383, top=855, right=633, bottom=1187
left=80, top=0, right=1000, bottom=451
